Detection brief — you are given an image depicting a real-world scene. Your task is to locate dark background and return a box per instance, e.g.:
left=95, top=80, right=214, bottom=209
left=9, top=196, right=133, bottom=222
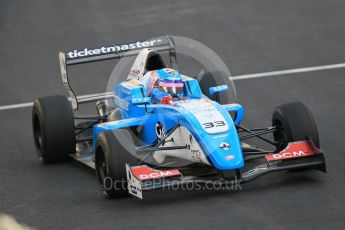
left=1, top=0, right=345, bottom=229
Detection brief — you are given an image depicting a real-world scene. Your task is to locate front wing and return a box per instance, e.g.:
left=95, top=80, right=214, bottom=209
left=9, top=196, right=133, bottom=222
left=126, top=140, right=326, bottom=199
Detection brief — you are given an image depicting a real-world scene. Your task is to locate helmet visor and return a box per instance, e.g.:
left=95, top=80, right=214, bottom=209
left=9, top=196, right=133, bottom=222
left=158, top=82, right=184, bottom=95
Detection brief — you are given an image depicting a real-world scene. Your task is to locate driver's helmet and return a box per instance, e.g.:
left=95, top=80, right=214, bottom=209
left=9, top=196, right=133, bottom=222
left=149, top=68, right=184, bottom=97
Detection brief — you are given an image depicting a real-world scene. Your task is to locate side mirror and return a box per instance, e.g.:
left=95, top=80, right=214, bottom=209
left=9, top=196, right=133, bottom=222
left=132, top=97, right=151, bottom=105
left=209, top=85, right=228, bottom=96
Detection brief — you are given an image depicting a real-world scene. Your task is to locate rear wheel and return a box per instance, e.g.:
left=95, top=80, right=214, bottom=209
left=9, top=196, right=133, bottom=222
left=95, top=129, right=137, bottom=199
left=32, top=95, right=76, bottom=163
left=272, top=101, right=319, bottom=151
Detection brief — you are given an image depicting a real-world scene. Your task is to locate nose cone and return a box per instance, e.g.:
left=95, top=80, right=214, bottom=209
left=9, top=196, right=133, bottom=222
left=206, top=137, right=244, bottom=170
left=172, top=99, right=244, bottom=170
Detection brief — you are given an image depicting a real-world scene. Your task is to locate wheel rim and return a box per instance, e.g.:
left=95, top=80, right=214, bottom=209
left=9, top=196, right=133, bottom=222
left=96, top=152, right=106, bottom=181
left=33, top=113, right=43, bottom=158
left=273, top=120, right=287, bottom=151
left=96, top=151, right=112, bottom=194
left=100, top=161, right=108, bottom=182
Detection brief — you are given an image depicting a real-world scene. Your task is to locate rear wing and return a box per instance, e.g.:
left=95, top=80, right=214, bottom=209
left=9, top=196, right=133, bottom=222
left=59, top=36, right=176, bottom=109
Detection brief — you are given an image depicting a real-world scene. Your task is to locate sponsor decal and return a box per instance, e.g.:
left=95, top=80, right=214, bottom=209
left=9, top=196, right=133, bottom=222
left=121, top=88, right=131, bottom=95
left=155, top=122, right=165, bottom=141
left=265, top=141, right=318, bottom=162
left=126, top=164, right=143, bottom=199
left=132, top=97, right=150, bottom=104
left=131, top=185, right=137, bottom=194
left=219, top=142, right=230, bottom=151
left=114, top=95, right=129, bottom=111
left=122, top=80, right=142, bottom=88
left=176, top=99, right=228, bottom=134
left=131, top=165, right=181, bottom=181
left=199, top=99, right=212, bottom=104
left=267, top=150, right=308, bottom=160
left=209, top=85, right=228, bottom=96
left=225, top=155, right=235, bottom=160
left=66, top=39, right=164, bottom=59
left=191, top=149, right=202, bottom=160
left=131, top=69, right=141, bottom=76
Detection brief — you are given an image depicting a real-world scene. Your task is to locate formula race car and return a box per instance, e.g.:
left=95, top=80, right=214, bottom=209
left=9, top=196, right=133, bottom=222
left=32, top=36, right=326, bottom=199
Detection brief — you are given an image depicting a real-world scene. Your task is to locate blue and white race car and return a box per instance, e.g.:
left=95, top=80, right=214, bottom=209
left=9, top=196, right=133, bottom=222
left=32, top=36, right=326, bottom=199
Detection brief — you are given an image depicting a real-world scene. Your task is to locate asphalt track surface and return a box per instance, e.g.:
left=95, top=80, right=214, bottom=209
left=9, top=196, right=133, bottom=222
left=1, top=0, right=345, bottom=229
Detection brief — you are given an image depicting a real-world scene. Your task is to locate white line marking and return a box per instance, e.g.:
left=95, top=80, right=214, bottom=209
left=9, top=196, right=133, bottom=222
left=1, top=62, right=345, bottom=111
left=0, top=93, right=113, bottom=111
left=230, top=62, right=345, bottom=81
left=0, top=102, right=34, bottom=111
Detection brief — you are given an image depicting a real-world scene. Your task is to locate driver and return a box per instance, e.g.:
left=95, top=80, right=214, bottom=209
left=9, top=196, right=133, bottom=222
left=143, top=68, right=184, bottom=104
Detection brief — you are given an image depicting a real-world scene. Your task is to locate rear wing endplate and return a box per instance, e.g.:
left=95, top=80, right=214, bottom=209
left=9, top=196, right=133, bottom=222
left=59, top=36, right=176, bottom=109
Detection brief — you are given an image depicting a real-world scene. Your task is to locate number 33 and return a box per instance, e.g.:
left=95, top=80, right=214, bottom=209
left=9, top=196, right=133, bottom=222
left=202, top=121, right=226, bottom=129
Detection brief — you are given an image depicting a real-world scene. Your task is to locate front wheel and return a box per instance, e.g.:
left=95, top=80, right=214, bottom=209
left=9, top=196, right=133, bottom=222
left=272, top=101, right=319, bottom=151
left=199, top=71, right=235, bottom=104
left=95, top=130, right=137, bottom=199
